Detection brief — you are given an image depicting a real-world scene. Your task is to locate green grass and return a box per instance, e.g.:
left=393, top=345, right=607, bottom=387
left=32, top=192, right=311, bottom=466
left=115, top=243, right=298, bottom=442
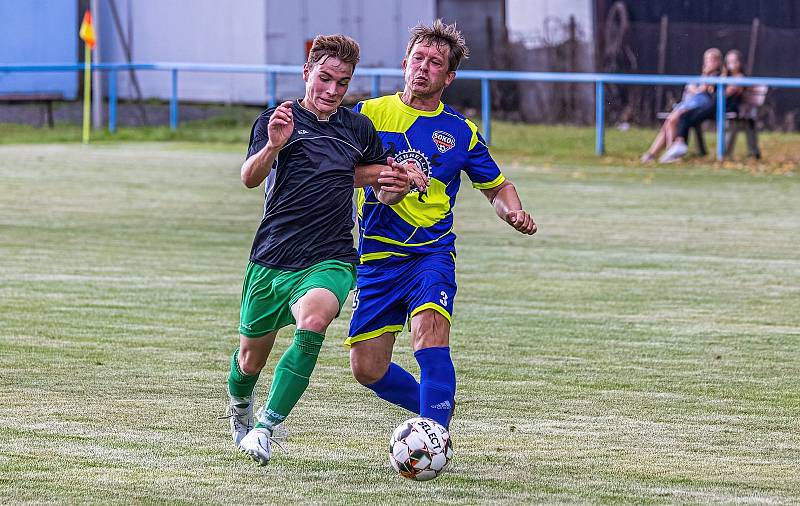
left=1, top=109, right=798, bottom=172
left=1, top=141, right=799, bottom=504
left=484, top=122, right=799, bottom=173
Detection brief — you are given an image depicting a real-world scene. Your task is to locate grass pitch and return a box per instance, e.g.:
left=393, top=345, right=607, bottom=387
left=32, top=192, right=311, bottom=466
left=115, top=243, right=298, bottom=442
left=1, top=141, right=798, bottom=504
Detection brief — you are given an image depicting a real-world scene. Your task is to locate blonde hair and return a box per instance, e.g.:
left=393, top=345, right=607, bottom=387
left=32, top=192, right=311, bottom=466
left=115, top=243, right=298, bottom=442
left=307, top=34, right=360, bottom=69
left=702, top=48, right=722, bottom=76
left=405, top=19, right=469, bottom=72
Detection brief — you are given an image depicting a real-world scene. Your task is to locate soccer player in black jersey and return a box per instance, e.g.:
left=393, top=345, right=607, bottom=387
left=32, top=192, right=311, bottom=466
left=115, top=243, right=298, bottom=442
left=226, top=34, right=422, bottom=465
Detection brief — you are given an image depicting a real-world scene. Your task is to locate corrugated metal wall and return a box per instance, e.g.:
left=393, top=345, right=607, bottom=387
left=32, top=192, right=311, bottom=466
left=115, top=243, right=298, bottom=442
left=266, top=0, right=435, bottom=100
left=101, top=0, right=435, bottom=104
left=99, top=0, right=268, bottom=104
left=0, top=0, right=79, bottom=99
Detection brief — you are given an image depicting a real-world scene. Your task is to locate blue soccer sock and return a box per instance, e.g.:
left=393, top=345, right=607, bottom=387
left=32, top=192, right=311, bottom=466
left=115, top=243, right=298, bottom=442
left=366, top=362, right=420, bottom=414
left=415, top=346, right=456, bottom=429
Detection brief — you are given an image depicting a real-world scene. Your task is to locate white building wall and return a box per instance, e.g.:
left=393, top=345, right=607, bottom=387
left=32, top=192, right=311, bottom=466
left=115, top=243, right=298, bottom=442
left=100, top=0, right=435, bottom=104
left=507, top=0, right=594, bottom=48
left=266, top=0, right=434, bottom=98
left=99, top=0, right=266, bottom=103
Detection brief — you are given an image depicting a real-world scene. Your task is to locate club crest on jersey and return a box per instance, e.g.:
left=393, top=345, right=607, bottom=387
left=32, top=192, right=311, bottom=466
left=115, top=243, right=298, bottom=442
left=393, top=148, right=431, bottom=197
left=432, top=130, right=456, bottom=153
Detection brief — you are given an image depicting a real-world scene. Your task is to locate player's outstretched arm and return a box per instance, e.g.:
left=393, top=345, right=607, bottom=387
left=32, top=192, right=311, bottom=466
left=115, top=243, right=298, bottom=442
left=481, top=180, right=537, bottom=235
left=241, top=101, right=293, bottom=188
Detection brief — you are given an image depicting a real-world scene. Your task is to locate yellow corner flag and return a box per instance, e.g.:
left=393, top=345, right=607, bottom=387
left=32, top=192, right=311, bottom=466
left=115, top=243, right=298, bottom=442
left=79, top=10, right=96, bottom=49
left=79, top=10, right=96, bottom=144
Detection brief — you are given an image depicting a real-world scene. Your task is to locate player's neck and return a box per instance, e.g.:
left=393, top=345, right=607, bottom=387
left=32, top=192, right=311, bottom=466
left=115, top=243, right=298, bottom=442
left=299, top=98, right=334, bottom=121
left=400, top=89, right=441, bottom=112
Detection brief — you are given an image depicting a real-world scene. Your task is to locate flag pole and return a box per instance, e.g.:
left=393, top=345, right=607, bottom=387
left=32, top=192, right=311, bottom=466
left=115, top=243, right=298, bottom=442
left=82, top=42, right=92, bottom=144
left=80, top=9, right=95, bottom=144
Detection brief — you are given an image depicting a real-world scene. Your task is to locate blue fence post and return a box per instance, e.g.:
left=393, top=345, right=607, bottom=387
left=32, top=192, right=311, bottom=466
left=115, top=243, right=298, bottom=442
left=716, top=83, right=725, bottom=161
left=108, top=68, right=117, bottom=134
left=595, top=80, right=605, bottom=155
left=371, top=75, right=380, bottom=98
left=170, top=68, right=178, bottom=130
left=481, top=78, right=491, bottom=145
left=268, top=72, right=277, bottom=108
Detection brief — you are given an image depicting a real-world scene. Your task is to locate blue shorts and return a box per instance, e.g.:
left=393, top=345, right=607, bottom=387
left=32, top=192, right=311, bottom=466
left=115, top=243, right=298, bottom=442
left=675, top=91, right=712, bottom=112
left=345, top=252, right=457, bottom=346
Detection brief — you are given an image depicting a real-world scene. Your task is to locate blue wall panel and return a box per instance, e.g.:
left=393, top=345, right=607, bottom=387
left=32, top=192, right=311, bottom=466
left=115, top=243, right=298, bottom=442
left=0, top=0, right=78, bottom=99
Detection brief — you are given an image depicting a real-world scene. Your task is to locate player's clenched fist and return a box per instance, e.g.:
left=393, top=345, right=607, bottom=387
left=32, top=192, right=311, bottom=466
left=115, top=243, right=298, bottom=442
left=267, top=101, right=294, bottom=149
left=505, top=209, right=537, bottom=235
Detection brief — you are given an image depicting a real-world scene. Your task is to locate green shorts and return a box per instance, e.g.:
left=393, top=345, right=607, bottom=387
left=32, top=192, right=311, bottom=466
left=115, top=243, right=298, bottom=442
left=238, top=259, right=356, bottom=337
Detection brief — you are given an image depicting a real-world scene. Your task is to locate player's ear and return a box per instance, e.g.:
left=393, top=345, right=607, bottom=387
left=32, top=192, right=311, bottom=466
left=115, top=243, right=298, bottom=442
left=401, top=58, right=408, bottom=72
left=302, top=62, right=311, bottom=82
left=444, top=71, right=456, bottom=88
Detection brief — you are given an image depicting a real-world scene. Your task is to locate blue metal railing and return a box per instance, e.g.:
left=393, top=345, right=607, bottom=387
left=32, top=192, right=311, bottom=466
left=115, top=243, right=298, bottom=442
left=3, top=62, right=800, bottom=160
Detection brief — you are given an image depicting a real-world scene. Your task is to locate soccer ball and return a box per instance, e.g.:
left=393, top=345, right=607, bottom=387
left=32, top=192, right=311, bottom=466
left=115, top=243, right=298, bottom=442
left=389, top=417, right=453, bottom=481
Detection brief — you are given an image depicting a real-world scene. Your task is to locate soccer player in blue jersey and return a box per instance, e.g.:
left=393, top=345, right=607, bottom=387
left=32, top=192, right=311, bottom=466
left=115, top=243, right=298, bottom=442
left=226, top=34, right=419, bottom=466
left=348, top=20, right=537, bottom=430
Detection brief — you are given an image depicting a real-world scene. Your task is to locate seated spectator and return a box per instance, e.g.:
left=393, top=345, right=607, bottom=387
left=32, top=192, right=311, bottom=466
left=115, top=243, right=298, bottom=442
left=659, top=49, right=746, bottom=163
left=640, top=48, right=722, bottom=163
left=722, top=49, right=746, bottom=111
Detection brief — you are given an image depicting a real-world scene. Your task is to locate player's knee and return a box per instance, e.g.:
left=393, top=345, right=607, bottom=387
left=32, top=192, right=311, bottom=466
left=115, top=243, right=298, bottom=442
left=238, top=348, right=266, bottom=375
left=350, top=352, right=386, bottom=386
left=296, top=313, right=333, bottom=334
left=351, top=362, right=385, bottom=386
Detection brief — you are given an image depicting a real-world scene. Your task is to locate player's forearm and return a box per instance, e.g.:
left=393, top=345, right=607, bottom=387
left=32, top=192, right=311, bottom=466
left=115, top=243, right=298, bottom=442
left=375, top=187, right=405, bottom=205
left=358, top=162, right=412, bottom=203
left=241, top=142, right=280, bottom=188
left=490, top=182, right=523, bottom=220
left=354, top=164, right=384, bottom=188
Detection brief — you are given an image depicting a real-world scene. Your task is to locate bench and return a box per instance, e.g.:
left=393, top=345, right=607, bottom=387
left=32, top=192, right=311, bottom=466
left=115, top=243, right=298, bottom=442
left=725, top=85, right=768, bottom=159
left=657, top=85, right=768, bottom=159
left=0, top=92, right=64, bottom=128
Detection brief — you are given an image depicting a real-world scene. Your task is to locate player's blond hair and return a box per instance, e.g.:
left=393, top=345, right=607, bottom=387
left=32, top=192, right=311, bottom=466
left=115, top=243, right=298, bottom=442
left=405, top=19, right=469, bottom=72
left=307, top=34, right=361, bottom=69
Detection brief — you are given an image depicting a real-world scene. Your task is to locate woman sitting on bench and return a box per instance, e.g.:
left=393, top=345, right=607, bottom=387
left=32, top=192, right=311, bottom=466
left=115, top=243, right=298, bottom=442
left=658, top=50, right=746, bottom=163
left=641, top=48, right=722, bottom=163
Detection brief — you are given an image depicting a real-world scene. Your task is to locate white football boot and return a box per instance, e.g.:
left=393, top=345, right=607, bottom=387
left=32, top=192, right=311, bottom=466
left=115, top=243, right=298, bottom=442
left=223, top=392, right=254, bottom=446
left=238, top=427, right=274, bottom=466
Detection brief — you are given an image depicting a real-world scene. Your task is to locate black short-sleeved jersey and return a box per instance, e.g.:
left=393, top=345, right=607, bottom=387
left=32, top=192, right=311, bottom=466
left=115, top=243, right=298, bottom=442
left=245, top=100, right=389, bottom=271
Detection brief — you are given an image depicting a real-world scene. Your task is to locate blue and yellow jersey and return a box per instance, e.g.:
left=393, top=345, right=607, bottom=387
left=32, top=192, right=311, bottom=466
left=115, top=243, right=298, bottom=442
left=355, top=93, right=505, bottom=263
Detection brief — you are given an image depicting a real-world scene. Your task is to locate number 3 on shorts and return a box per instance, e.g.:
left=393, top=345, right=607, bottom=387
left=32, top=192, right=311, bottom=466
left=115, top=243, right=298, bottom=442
left=439, top=290, right=448, bottom=307
left=352, top=288, right=360, bottom=310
